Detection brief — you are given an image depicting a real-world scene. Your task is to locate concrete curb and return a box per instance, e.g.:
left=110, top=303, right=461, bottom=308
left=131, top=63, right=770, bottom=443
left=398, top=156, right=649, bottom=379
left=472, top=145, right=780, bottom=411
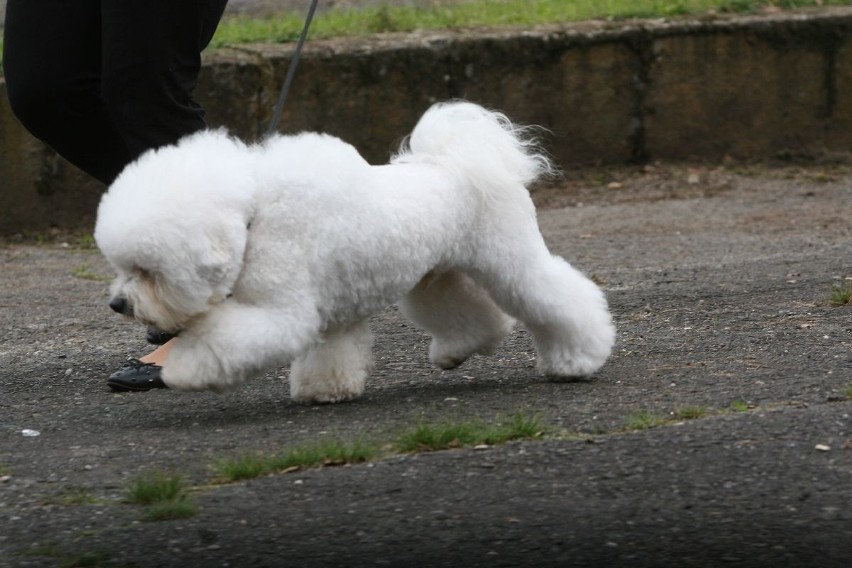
left=2, top=8, right=852, bottom=235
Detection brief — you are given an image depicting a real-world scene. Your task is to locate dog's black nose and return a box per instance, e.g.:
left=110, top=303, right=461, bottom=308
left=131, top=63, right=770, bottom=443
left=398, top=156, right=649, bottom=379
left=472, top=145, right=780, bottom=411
left=109, top=296, right=129, bottom=314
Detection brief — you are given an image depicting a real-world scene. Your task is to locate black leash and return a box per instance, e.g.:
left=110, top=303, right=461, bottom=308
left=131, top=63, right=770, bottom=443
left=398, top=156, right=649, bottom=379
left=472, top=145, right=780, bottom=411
left=267, top=0, right=320, bottom=136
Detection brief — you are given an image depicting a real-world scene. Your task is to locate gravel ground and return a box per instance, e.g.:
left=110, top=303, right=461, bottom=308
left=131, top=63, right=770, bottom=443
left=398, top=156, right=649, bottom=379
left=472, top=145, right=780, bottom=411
left=1, top=162, right=850, bottom=567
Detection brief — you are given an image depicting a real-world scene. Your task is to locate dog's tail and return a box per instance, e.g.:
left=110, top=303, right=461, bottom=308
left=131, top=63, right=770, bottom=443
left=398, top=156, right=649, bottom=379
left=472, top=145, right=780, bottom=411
left=392, top=101, right=555, bottom=200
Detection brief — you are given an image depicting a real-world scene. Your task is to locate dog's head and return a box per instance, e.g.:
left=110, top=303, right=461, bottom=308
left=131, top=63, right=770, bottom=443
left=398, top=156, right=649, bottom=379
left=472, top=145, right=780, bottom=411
left=94, top=130, right=255, bottom=333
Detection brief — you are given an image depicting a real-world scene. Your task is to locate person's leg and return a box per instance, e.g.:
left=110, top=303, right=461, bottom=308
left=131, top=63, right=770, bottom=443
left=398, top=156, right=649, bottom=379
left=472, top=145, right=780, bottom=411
left=100, top=0, right=228, bottom=391
left=3, top=0, right=132, bottom=184
left=140, top=341, right=172, bottom=365
left=100, top=0, right=229, bottom=161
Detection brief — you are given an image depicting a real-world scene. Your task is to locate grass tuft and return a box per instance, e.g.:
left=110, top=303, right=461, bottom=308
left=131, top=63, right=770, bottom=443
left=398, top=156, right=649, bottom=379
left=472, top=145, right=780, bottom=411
left=213, top=452, right=270, bottom=482
left=396, top=413, right=544, bottom=453
left=57, top=487, right=99, bottom=506
left=142, top=500, right=198, bottom=522
left=830, top=280, right=852, bottom=306
left=125, top=472, right=188, bottom=505
left=730, top=400, right=751, bottom=412
left=673, top=405, right=707, bottom=420
left=21, top=543, right=64, bottom=558
left=623, top=409, right=670, bottom=431
left=71, top=263, right=112, bottom=282
left=214, top=438, right=379, bottom=482
left=272, top=438, right=378, bottom=469
left=59, top=549, right=111, bottom=568
left=125, top=472, right=197, bottom=521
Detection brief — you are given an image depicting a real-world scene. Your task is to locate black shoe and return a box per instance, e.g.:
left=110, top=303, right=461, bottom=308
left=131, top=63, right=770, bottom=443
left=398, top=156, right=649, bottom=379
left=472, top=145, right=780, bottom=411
left=146, top=326, right=176, bottom=345
left=107, top=358, right=168, bottom=392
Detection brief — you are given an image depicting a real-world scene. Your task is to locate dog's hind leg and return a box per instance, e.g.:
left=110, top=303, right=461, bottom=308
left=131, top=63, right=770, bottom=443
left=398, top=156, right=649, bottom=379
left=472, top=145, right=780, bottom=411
left=399, top=270, right=514, bottom=370
left=289, top=319, right=374, bottom=404
left=474, top=251, right=615, bottom=380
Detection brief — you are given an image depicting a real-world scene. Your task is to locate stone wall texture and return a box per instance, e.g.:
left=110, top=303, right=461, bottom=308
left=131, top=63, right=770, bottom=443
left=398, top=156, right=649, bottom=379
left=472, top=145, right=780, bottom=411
left=2, top=8, right=852, bottom=234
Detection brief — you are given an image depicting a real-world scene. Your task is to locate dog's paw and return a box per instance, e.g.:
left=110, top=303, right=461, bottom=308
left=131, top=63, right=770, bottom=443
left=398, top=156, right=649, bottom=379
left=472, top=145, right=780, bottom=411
left=289, top=365, right=368, bottom=404
left=161, top=337, right=231, bottom=392
left=290, top=374, right=365, bottom=404
left=292, top=387, right=363, bottom=405
left=538, top=351, right=608, bottom=382
left=433, top=355, right=466, bottom=371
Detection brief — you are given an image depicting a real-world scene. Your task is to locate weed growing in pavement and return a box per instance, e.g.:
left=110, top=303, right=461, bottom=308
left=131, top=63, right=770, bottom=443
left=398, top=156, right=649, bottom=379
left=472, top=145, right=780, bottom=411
left=271, top=438, right=379, bottom=469
left=142, top=500, right=198, bottom=522
left=71, top=263, right=112, bottom=282
left=214, top=452, right=269, bottom=482
left=844, top=384, right=852, bottom=400
left=830, top=280, right=852, bottom=306
left=622, top=409, right=670, bottom=431
left=72, top=233, right=98, bottom=250
left=57, top=487, right=100, bottom=506
left=214, top=438, right=379, bottom=483
left=126, top=472, right=188, bottom=505
left=125, top=472, right=197, bottom=521
left=19, top=543, right=64, bottom=559
left=19, top=544, right=113, bottom=568
left=213, top=414, right=543, bottom=481
left=729, top=400, right=750, bottom=412
left=58, top=548, right=112, bottom=567
left=395, top=412, right=545, bottom=453
left=672, top=406, right=708, bottom=420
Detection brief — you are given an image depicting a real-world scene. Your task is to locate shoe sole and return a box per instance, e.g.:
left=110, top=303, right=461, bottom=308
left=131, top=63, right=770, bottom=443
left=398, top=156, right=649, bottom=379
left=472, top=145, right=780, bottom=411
left=107, top=380, right=167, bottom=392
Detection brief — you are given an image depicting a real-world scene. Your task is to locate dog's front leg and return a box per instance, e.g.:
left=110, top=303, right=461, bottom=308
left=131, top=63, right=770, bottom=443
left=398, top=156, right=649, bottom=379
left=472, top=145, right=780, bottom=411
left=162, top=300, right=321, bottom=392
left=161, top=333, right=229, bottom=392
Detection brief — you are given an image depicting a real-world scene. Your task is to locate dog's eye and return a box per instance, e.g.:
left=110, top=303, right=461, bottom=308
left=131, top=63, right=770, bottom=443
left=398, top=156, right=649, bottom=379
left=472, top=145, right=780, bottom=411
left=133, top=266, right=154, bottom=282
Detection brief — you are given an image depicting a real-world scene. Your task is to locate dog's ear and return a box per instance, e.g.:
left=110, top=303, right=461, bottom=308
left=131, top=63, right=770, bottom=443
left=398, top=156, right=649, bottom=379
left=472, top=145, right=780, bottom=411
left=196, top=218, right=248, bottom=286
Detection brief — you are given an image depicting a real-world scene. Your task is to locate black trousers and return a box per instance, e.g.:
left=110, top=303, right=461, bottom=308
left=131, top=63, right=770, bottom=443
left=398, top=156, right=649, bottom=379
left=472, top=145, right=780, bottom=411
left=3, top=0, right=228, bottom=185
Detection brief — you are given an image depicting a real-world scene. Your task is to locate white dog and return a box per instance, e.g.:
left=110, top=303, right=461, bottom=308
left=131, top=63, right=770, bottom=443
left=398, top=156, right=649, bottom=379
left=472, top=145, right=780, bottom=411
left=95, top=101, right=615, bottom=403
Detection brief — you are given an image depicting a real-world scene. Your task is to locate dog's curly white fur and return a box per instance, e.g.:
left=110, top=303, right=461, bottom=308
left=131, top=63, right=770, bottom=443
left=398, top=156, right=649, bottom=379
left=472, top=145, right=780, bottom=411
left=95, top=101, right=615, bottom=402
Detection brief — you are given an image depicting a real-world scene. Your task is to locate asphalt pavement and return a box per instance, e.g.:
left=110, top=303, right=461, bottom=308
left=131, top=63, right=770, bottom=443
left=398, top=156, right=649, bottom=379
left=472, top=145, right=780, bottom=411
left=1, top=163, right=851, bottom=567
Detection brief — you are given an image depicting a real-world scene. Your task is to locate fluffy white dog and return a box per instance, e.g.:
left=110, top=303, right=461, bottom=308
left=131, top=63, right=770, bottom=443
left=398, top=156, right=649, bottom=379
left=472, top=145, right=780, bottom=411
left=95, top=101, right=615, bottom=403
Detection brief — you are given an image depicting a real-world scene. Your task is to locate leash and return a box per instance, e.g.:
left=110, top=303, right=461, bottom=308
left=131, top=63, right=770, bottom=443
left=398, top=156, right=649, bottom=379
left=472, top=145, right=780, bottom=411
left=267, top=0, right=320, bottom=136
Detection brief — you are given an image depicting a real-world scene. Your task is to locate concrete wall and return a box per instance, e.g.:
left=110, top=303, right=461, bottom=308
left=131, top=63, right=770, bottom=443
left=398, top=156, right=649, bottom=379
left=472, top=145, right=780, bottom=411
left=2, top=8, right=852, bottom=235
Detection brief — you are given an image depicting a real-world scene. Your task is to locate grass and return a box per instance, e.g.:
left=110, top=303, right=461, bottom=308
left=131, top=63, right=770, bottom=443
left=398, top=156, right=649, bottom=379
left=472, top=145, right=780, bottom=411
left=20, top=545, right=114, bottom=568
left=20, top=543, right=64, bottom=559
left=59, top=549, right=112, bottom=568
left=730, top=399, right=751, bottom=412
left=72, top=234, right=98, bottom=250
left=71, top=263, right=112, bottom=282
left=396, top=412, right=544, bottom=452
left=210, top=0, right=852, bottom=47
left=57, top=487, right=99, bottom=506
left=1, top=2, right=849, bottom=74
left=142, top=500, right=198, bottom=522
left=125, top=472, right=197, bottom=521
left=214, top=438, right=379, bottom=482
left=830, top=280, right=852, bottom=306
left=844, top=384, right=852, bottom=400
left=621, top=406, right=710, bottom=431
left=672, top=405, right=708, bottom=420
left=622, top=409, right=670, bottom=431
left=214, top=413, right=542, bottom=482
